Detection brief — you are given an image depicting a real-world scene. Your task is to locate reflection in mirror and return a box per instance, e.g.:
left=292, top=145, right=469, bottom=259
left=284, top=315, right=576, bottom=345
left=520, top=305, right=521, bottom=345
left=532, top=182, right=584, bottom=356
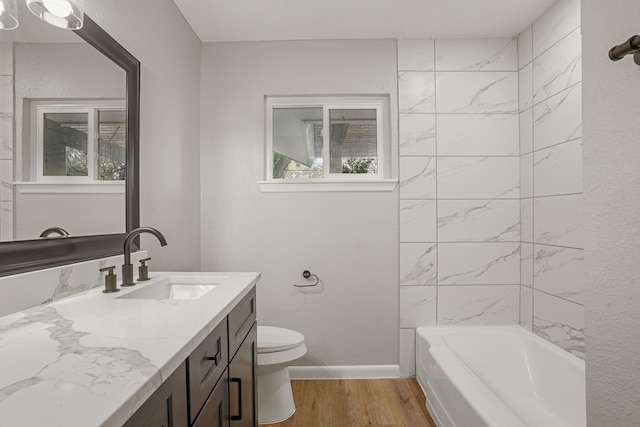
left=1, top=2, right=126, bottom=241
left=37, top=102, right=126, bottom=180
left=0, top=9, right=140, bottom=276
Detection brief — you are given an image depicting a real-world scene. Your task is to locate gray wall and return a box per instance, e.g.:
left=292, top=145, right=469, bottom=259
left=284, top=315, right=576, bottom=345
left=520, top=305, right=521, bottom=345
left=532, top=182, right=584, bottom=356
left=85, top=0, right=202, bottom=270
left=200, top=40, right=399, bottom=367
left=582, top=0, right=640, bottom=424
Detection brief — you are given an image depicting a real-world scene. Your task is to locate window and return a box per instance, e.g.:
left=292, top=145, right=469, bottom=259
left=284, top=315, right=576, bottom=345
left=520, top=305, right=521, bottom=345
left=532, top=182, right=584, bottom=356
left=262, top=96, right=395, bottom=191
left=32, top=101, right=126, bottom=183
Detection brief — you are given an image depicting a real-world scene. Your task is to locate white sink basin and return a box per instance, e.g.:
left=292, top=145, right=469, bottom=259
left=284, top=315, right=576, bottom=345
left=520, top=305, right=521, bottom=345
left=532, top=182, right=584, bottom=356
left=117, top=275, right=228, bottom=300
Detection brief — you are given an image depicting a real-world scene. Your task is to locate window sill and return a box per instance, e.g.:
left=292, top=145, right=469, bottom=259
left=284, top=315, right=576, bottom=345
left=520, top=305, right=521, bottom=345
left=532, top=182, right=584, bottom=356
left=257, top=179, right=398, bottom=193
left=14, top=182, right=125, bottom=194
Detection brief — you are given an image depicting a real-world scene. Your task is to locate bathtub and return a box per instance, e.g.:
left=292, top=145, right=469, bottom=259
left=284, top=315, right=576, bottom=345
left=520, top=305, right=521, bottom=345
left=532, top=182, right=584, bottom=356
left=416, top=326, right=585, bottom=427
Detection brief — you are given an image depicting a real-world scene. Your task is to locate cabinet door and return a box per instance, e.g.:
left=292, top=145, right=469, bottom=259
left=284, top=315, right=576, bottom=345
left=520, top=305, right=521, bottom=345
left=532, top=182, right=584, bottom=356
left=192, top=369, right=229, bottom=427
left=123, top=362, right=188, bottom=427
left=229, top=322, right=257, bottom=427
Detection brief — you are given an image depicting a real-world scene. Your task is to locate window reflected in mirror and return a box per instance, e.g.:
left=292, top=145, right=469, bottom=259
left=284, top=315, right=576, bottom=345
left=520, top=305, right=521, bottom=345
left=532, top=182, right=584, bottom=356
left=98, top=110, right=126, bottom=181
left=42, top=112, right=89, bottom=177
left=34, top=101, right=125, bottom=183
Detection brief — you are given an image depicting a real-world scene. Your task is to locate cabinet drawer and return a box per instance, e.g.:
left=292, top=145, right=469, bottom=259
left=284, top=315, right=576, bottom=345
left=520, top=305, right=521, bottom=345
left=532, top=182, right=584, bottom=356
left=193, top=369, right=229, bottom=427
left=228, top=288, right=256, bottom=359
left=188, top=317, right=228, bottom=424
left=123, top=362, right=188, bottom=427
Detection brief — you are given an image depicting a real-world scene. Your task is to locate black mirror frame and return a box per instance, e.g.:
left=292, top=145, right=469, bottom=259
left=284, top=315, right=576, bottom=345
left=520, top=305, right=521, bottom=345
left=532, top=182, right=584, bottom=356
left=0, top=15, right=140, bottom=277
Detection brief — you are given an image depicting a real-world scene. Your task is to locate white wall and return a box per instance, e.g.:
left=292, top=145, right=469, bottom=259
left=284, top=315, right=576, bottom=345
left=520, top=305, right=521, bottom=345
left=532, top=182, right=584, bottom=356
left=200, top=40, right=399, bottom=367
left=84, top=0, right=202, bottom=270
left=397, top=38, right=520, bottom=376
left=518, top=0, right=584, bottom=358
left=582, top=0, right=640, bottom=424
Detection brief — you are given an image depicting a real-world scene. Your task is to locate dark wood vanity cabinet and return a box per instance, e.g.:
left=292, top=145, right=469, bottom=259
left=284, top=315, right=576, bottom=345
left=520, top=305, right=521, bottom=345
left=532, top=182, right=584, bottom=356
left=229, top=323, right=257, bottom=427
left=122, top=362, right=189, bottom=427
left=122, top=287, right=257, bottom=427
left=228, top=288, right=256, bottom=359
left=192, top=369, right=229, bottom=427
left=189, top=318, right=229, bottom=424
left=224, top=287, right=257, bottom=427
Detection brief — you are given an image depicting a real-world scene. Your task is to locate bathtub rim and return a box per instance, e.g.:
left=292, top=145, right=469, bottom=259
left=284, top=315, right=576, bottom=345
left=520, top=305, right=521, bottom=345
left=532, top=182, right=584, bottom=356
left=415, top=325, right=586, bottom=427
left=417, top=324, right=585, bottom=367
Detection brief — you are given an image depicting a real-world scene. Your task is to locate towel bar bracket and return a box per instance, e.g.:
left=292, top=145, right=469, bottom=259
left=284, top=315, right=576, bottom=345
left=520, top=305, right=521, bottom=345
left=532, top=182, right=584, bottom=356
left=609, top=35, right=640, bottom=65
left=294, top=270, right=319, bottom=287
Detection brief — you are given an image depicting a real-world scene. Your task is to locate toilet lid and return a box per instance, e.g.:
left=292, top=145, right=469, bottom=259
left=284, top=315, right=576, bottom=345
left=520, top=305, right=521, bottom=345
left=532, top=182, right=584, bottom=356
left=257, top=326, right=305, bottom=353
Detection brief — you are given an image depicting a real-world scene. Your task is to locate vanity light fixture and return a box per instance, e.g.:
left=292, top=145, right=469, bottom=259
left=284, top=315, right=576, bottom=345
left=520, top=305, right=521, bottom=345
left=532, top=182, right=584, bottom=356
left=0, top=0, right=19, bottom=30
left=26, top=0, right=83, bottom=29
left=0, top=0, right=83, bottom=30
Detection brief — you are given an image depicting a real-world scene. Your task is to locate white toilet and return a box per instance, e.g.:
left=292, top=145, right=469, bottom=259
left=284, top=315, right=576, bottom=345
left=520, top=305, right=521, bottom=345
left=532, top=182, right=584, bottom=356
left=257, top=326, right=307, bottom=424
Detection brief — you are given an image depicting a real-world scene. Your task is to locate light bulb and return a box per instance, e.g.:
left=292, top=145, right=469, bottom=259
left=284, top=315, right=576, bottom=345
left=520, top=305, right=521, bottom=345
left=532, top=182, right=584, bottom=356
left=26, top=0, right=83, bottom=29
left=43, top=0, right=72, bottom=18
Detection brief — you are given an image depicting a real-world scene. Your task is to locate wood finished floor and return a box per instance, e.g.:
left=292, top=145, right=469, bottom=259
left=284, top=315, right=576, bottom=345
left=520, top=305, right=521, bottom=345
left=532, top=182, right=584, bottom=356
left=262, top=379, right=437, bottom=427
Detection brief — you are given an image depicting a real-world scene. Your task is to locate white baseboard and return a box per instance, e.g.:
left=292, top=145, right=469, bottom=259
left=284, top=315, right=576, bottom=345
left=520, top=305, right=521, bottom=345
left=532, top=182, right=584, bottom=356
left=288, top=365, right=400, bottom=379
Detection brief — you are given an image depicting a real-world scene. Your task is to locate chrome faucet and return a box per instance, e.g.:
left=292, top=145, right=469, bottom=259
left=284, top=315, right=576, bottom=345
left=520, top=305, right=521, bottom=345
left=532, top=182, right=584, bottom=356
left=121, top=227, right=167, bottom=287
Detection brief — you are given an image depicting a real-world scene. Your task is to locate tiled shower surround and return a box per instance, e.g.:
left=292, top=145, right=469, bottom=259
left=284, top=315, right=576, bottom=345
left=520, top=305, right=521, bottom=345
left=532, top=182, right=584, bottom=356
left=398, top=0, right=583, bottom=375
left=518, top=0, right=583, bottom=358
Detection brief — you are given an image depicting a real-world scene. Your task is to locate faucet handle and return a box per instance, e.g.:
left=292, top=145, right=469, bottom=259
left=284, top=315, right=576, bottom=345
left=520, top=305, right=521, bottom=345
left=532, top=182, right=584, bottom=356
left=100, top=265, right=120, bottom=293
left=138, top=257, right=152, bottom=281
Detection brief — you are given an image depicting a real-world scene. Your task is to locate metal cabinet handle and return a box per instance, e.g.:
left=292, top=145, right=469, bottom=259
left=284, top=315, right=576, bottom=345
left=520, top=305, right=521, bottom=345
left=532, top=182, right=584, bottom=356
left=230, top=377, right=242, bottom=420
left=205, top=352, right=220, bottom=365
left=166, top=395, right=174, bottom=427
left=205, top=337, right=222, bottom=366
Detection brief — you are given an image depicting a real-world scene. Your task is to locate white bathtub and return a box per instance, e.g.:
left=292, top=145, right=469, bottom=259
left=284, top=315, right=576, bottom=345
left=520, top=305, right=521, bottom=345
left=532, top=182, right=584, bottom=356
left=416, top=326, right=585, bottom=427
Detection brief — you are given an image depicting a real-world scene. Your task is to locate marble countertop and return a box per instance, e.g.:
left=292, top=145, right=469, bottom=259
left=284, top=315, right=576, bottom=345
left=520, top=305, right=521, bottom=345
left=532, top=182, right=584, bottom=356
left=0, top=271, right=260, bottom=427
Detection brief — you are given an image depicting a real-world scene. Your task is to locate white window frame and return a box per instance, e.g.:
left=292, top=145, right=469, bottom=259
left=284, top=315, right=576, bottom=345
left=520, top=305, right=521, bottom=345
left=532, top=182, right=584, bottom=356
left=260, top=95, right=397, bottom=192
left=31, top=100, right=125, bottom=184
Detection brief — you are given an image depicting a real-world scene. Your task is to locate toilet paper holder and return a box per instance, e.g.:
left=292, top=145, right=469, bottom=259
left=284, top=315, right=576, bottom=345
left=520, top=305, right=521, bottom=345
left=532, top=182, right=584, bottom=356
left=294, top=270, right=319, bottom=287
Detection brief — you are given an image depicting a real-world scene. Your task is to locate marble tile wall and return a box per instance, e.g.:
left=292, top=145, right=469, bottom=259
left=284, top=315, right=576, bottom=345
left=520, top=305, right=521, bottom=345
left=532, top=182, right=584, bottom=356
left=0, top=42, right=13, bottom=241
left=518, top=0, right=584, bottom=359
left=0, top=251, right=148, bottom=317
left=398, top=37, right=520, bottom=376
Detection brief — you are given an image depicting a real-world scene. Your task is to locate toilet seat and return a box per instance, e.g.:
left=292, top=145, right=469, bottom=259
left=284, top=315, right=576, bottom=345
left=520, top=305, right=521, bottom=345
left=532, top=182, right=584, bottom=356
left=258, top=326, right=305, bottom=354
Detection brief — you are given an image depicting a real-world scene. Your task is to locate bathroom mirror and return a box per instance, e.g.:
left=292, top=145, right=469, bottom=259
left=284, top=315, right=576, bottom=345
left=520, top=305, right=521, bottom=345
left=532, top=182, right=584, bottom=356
left=0, top=13, right=140, bottom=276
